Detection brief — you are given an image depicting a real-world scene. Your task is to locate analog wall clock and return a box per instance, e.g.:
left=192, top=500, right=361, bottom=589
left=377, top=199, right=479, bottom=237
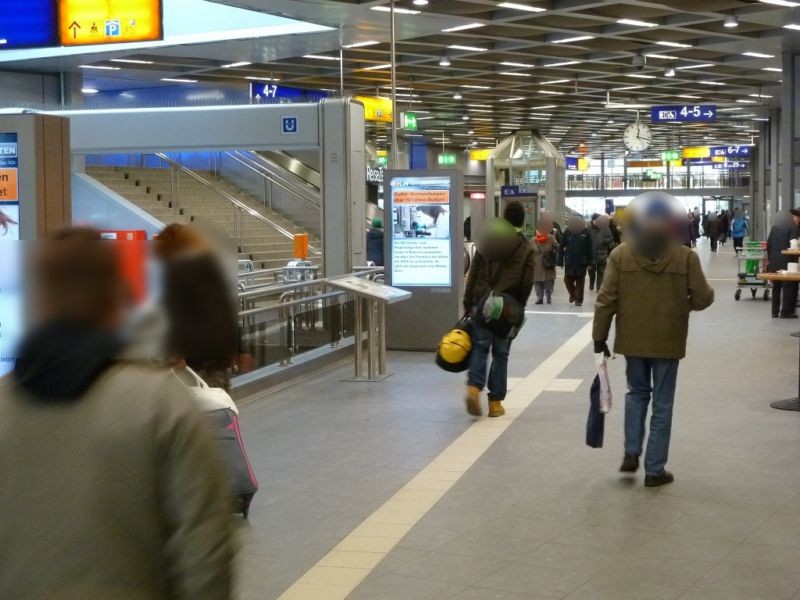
left=623, top=121, right=653, bottom=152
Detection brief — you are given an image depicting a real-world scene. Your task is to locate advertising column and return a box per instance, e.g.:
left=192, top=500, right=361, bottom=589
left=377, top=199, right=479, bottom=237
left=385, top=170, right=464, bottom=350
left=0, top=134, right=21, bottom=376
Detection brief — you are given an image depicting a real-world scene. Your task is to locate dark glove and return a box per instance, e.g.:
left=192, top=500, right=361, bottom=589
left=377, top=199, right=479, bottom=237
left=594, top=340, right=611, bottom=357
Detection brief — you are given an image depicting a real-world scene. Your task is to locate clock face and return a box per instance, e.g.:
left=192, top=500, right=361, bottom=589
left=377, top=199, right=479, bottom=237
left=623, top=122, right=653, bottom=152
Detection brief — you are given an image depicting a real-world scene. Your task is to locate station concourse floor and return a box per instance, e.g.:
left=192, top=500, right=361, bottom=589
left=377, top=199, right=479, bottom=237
left=235, top=240, right=800, bottom=600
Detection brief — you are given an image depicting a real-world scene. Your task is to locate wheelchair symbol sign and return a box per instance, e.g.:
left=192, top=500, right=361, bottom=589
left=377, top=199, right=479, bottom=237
left=281, top=116, right=299, bottom=135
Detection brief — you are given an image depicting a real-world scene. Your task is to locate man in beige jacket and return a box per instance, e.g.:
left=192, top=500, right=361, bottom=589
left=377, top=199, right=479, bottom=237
left=0, top=229, right=235, bottom=599
left=593, top=193, right=714, bottom=487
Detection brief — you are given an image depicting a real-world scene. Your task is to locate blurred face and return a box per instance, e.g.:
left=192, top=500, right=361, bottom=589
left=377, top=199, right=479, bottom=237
left=567, top=216, right=584, bottom=233
left=415, top=209, right=436, bottom=228
left=594, top=215, right=610, bottom=230
left=537, top=216, right=553, bottom=234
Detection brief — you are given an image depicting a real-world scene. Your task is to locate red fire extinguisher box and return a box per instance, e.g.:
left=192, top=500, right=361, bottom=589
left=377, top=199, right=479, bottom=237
left=99, top=230, right=148, bottom=304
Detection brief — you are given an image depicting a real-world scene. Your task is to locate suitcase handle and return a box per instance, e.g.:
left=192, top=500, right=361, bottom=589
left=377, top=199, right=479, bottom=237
left=172, top=366, right=209, bottom=390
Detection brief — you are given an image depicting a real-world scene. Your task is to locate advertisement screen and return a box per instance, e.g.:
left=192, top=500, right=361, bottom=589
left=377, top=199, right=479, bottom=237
left=0, top=133, right=19, bottom=242
left=60, top=0, right=163, bottom=46
left=0, top=0, right=59, bottom=50
left=389, top=175, right=452, bottom=287
left=0, top=240, right=22, bottom=377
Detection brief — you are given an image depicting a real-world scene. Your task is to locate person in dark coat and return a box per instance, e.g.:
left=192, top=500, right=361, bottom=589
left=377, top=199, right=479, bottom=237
left=156, top=223, right=241, bottom=392
left=463, top=201, right=535, bottom=418
left=558, top=215, right=594, bottom=307
left=366, top=218, right=385, bottom=266
left=704, top=214, right=721, bottom=252
left=588, top=214, right=616, bottom=292
left=719, top=210, right=731, bottom=246
left=767, top=210, right=800, bottom=318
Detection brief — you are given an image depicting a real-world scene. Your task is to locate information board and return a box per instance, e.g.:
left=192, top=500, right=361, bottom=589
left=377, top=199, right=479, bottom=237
left=651, top=104, right=716, bottom=123
left=0, top=0, right=59, bottom=50
left=59, top=0, right=163, bottom=46
left=388, top=175, right=453, bottom=287
left=251, top=83, right=329, bottom=103
left=0, top=133, right=20, bottom=242
left=328, top=276, right=411, bottom=304
left=0, top=240, right=22, bottom=377
left=710, top=145, right=752, bottom=159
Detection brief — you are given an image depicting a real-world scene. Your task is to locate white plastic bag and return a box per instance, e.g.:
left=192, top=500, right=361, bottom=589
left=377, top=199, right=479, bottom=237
left=593, top=353, right=612, bottom=414
left=172, top=366, right=239, bottom=415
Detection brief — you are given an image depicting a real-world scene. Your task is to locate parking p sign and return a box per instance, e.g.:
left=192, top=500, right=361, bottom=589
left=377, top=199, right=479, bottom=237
left=281, top=116, right=299, bottom=135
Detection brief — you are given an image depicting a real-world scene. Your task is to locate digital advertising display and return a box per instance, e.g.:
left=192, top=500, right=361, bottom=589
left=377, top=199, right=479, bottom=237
left=0, top=0, right=59, bottom=50
left=389, top=175, right=452, bottom=287
left=0, top=133, right=19, bottom=242
left=59, top=0, right=163, bottom=46
left=0, top=240, right=22, bottom=377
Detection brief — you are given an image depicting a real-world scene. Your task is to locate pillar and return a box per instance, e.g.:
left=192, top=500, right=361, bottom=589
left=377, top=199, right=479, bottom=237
left=780, top=52, right=800, bottom=210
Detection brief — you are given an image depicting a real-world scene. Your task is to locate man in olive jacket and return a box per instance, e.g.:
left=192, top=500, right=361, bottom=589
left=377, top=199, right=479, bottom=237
left=593, top=193, right=714, bottom=487
left=464, top=201, right=535, bottom=418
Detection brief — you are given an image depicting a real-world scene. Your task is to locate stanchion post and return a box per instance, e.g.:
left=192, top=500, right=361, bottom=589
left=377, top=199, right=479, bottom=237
left=354, top=296, right=363, bottom=378
left=367, top=300, right=376, bottom=380
left=378, top=302, right=387, bottom=375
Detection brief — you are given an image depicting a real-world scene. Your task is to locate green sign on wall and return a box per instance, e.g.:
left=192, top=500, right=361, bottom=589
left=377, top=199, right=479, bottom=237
left=661, top=149, right=680, bottom=162
left=438, top=153, right=457, bottom=165
left=403, top=112, right=418, bottom=131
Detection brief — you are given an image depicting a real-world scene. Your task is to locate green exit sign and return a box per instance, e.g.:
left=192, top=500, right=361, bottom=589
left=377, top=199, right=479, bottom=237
left=438, top=153, right=457, bottom=165
left=376, top=155, right=388, bottom=166
left=403, top=112, right=418, bottom=131
left=661, top=149, right=680, bottom=161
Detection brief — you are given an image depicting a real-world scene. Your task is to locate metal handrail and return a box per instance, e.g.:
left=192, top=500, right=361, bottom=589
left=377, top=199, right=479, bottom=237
left=154, top=152, right=297, bottom=240
left=226, top=151, right=322, bottom=210
left=238, top=268, right=384, bottom=306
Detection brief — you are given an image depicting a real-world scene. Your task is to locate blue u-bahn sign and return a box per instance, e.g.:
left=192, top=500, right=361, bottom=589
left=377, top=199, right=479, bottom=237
left=651, top=104, right=717, bottom=123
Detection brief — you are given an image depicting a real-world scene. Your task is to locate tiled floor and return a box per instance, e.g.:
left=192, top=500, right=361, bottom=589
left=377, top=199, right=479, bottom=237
left=236, top=241, right=800, bottom=600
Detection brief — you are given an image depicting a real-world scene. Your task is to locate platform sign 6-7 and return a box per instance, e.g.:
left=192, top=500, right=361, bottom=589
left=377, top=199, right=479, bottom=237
left=651, top=104, right=717, bottom=123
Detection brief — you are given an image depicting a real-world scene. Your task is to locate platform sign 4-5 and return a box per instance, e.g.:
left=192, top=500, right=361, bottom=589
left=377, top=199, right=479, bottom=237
left=651, top=104, right=717, bottom=123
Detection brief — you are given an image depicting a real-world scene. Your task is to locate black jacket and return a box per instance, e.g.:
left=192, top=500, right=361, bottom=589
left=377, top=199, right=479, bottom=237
left=558, top=228, right=594, bottom=276
left=366, top=228, right=384, bottom=266
left=464, top=232, right=535, bottom=311
left=767, top=222, right=799, bottom=272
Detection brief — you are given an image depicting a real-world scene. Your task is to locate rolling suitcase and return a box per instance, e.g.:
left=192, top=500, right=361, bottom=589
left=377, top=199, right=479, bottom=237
left=207, top=408, right=259, bottom=518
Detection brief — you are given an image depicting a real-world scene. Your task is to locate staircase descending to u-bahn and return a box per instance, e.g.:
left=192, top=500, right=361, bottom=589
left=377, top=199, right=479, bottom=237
left=86, top=165, right=320, bottom=270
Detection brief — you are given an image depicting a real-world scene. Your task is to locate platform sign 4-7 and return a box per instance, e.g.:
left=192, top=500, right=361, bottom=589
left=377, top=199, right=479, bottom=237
left=651, top=104, right=717, bottom=123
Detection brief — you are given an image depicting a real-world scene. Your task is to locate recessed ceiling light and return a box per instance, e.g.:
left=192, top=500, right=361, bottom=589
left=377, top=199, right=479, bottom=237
left=611, top=85, right=644, bottom=91
left=303, top=54, right=340, bottom=61
left=762, top=67, right=783, bottom=72
left=161, top=78, right=198, bottom=83
left=110, top=58, right=154, bottom=65
left=371, top=6, right=421, bottom=14
left=752, top=117, right=770, bottom=121
left=625, top=73, right=656, bottom=79
left=742, top=51, right=775, bottom=58
left=442, top=22, right=484, bottom=32
left=412, top=0, right=428, bottom=5
left=449, top=44, right=488, bottom=52
left=719, top=107, right=742, bottom=111
left=439, top=54, right=451, bottom=66
left=363, top=63, right=392, bottom=70
left=545, top=60, right=581, bottom=67
left=724, top=15, right=739, bottom=28
left=539, top=90, right=564, bottom=95
left=497, top=2, right=546, bottom=11
left=664, top=66, right=675, bottom=77
left=79, top=65, right=121, bottom=70
left=677, top=94, right=701, bottom=99
left=617, top=18, right=658, bottom=27
left=785, top=23, right=800, bottom=30
left=676, top=63, right=714, bottom=70
left=245, top=76, right=281, bottom=81
left=499, top=97, right=526, bottom=102
left=698, top=80, right=725, bottom=85
left=468, top=108, right=493, bottom=112
left=645, top=53, right=679, bottom=60
left=343, top=40, right=380, bottom=48
left=759, top=0, right=799, bottom=6
left=655, top=40, right=692, bottom=48
left=467, top=103, right=492, bottom=107
left=553, top=35, right=594, bottom=44
left=81, top=88, right=100, bottom=94
left=736, top=99, right=758, bottom=103
left=749, top=93, right=773, bottom=98
left=533, top=104, right=558, bottom=109
left=500, top=61, right=535, bottom=68
left=499, top=71, right=532, bottom=77
left=453, top=92, right=463, bottom=99
left=461, top=84, right=491, bottom=89
left=222, top=61, right=251, bottom=68
left=541, top=79, right=569, bottom=84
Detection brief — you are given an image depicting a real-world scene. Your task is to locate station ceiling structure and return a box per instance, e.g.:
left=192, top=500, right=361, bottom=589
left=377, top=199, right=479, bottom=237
left=3, top=0, right=799, bottom=157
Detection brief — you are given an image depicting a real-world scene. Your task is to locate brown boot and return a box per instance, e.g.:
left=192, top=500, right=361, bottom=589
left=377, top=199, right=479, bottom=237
left=465, top=385, right=482, bottom=416
left=488, top=399, right=506, bottom=417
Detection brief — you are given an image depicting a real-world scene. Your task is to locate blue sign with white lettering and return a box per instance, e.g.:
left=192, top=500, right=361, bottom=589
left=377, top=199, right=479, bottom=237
left=651, top=104, right=717, bottom=123
left=712, top=161, right=748, bottom=170
left=281, top=116, right=298, bottom=135
left=710, top=145, right=751, bottom=159
left=0, top=133, right=18, bottom=169
left=0, top=0, right=59, bottom=50
left=501, top=186, right=537, bottom=198
left=565, top=156, right=579, bottom=171
left=251, top=83, right=330, bottom=104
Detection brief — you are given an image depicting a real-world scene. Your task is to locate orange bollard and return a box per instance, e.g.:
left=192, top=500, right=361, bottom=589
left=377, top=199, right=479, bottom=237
left=294, top=233, right=309, bottom=260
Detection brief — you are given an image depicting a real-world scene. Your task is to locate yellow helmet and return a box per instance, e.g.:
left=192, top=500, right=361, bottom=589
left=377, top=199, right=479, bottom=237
left=436, top=327, right=473, bottom=372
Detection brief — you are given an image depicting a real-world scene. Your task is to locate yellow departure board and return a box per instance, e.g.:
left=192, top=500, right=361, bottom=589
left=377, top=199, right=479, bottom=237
left=60, top=0, right=162, bottom=46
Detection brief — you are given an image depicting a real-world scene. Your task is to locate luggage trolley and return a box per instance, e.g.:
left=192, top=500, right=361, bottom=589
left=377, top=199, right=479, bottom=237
left=735, top=241, right=770, bottom=301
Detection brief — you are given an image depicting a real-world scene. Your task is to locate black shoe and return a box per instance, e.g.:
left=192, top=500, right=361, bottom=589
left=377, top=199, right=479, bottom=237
left=575, top=302, right=582, bottom=307
left=645, top=471, right=674, bottom=487
left=546, top=297, right=552, bottom=304
left=781, top=314, right=799, bottom=319
left=535, top=299, right=544, bottom=305
left=773, top=313, right=780, bottom=318
left=620, top=454, right=639, bottom=473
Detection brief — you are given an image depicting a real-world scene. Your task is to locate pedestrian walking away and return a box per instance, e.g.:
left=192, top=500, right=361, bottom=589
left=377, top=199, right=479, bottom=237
left=593, top=192, right=714, bottom=487
left=731, top=209, right=749, bottom=255
left=531, top=212, right=558, bottom=304
left=558, top=216, right=593, bottom=306
left=588, top=213, right=616, bottom=292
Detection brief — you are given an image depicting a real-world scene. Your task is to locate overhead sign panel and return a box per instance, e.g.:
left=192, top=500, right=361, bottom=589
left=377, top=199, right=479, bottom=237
left=59, top=0, right=163, bottom=46
left=469, top=148, right=493, bottom=161
left=0, top=0, right=59, bottom=49
left=251, top=83, right=329, bottom=103
left=682, top=146, right=711, bottom=159
left=710, top=145, right=752, bottom=158
left=355, top=96, right=393, bottom=123
left=651, top=104, right=717, bottom=123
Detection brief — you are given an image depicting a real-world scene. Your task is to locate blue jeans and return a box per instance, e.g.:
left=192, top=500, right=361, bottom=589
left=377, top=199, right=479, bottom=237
left=467, top=322, right=511, bottom=400
left=625, top=357, right=680, bottom=476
